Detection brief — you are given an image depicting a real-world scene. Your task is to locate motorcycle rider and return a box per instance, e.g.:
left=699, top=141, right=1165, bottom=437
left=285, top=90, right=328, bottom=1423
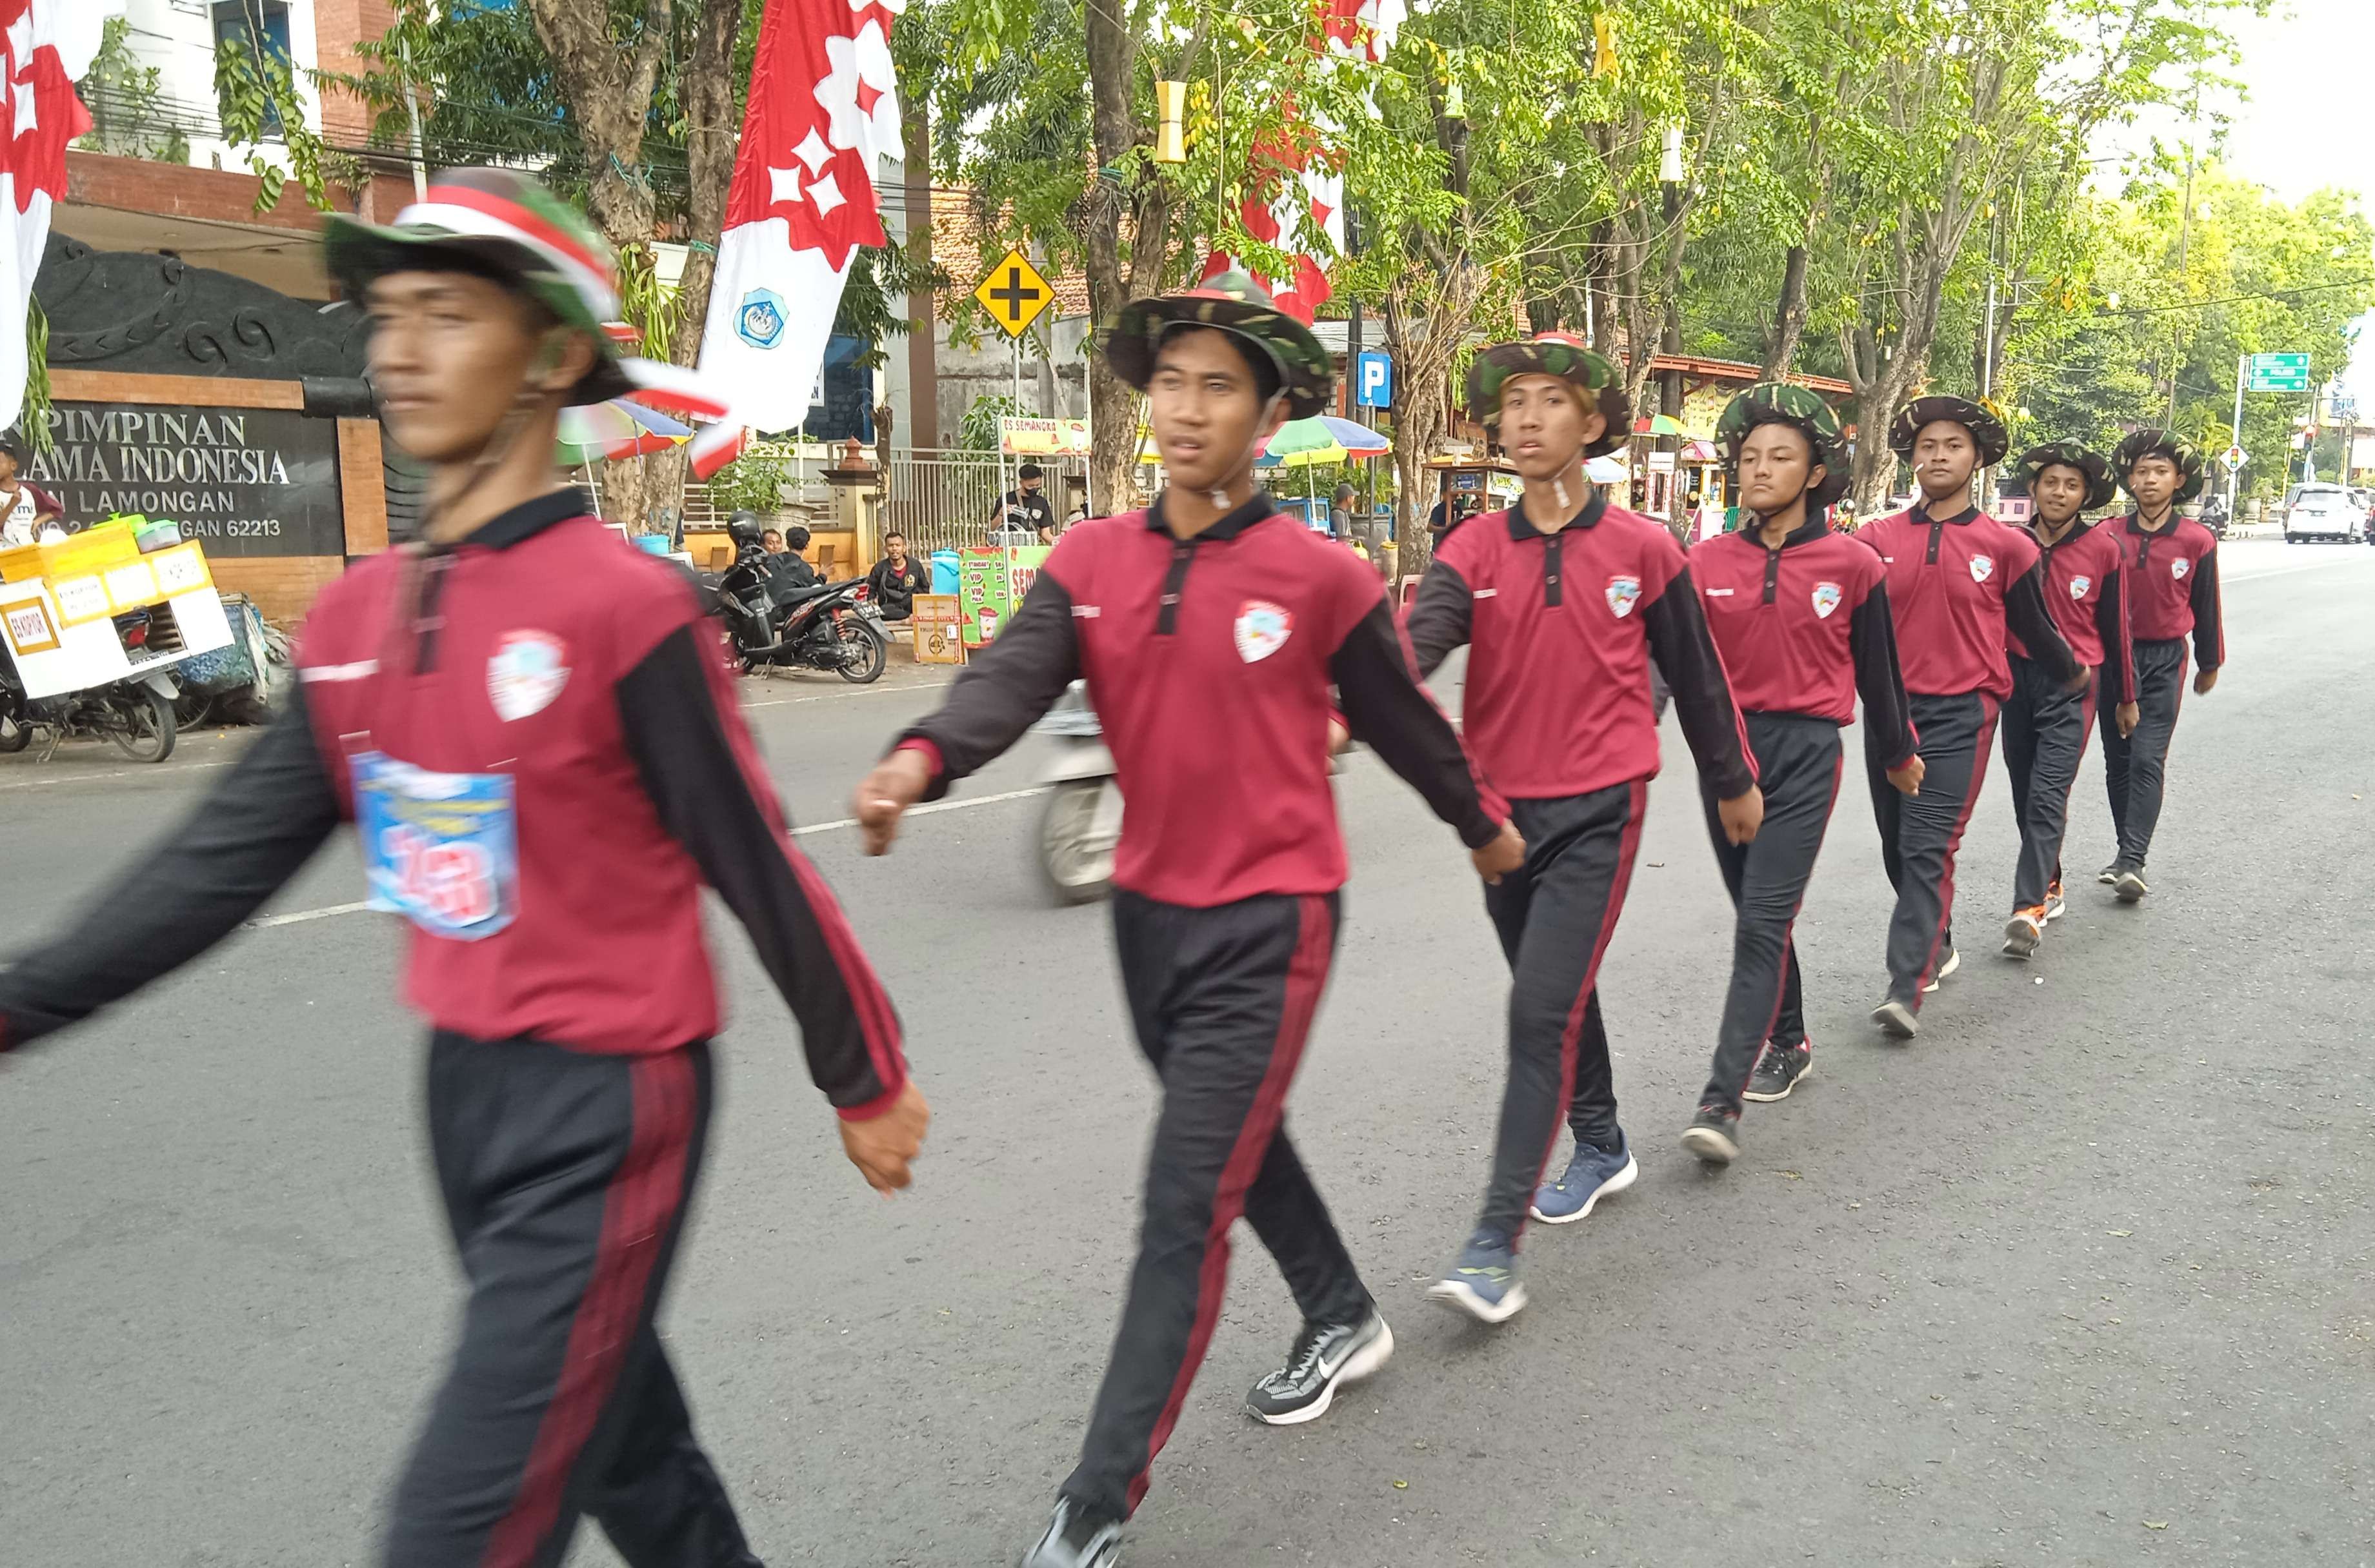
left=853, top=270, right=1520, bottom=1568
left=0, top=167, right=926, bottom=1567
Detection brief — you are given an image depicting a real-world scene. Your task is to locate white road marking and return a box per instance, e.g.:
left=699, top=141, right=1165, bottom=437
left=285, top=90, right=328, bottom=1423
left=0, top=759, right=235, bottom=791
left=228, top=785, right=1052, bottom=932
left=243, top=901, right=372, bottom=929
left=2223, top=560, right=2363, bottom=584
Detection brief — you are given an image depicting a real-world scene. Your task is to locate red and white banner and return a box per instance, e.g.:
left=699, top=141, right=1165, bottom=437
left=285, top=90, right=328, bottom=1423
left=0, top=1, right=114, bottom=433
left=1316, top=0, right=1405, bottom=63
left=1203, top=106, right=1345, bottom=325
left=690, top=0, right=901, bottom=477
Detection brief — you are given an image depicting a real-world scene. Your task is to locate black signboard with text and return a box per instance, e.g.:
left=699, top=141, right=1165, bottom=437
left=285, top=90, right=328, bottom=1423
left=26, top=402, right=345, bottom=558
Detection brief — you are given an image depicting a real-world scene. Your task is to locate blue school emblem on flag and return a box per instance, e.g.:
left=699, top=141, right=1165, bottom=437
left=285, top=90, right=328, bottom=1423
left=736, top=288, right=787, bottom=349
left=1605, top=575, right=1642, bottom=618
left=1811, top=581, right=1843, bottom=619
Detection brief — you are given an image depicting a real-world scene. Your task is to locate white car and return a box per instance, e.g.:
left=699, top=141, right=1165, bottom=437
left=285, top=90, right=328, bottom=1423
left=2285, top=482, right=2357, bottom=544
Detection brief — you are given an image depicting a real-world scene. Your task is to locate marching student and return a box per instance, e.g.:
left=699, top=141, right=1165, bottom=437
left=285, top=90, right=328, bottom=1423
left=0, top=170, right=924, bottom=1567
left=1676, top=386, right=1920, bottom=1164
left=2101, top=430, right=2223, bottom=901
left=1858, top=397, right=2084, bottom=1038
left=2000, top=442, right=2135, bottom=956
left=1403, top=333, right=1761, bottom=1314
left=851, top=272, right=1521, bottom=1568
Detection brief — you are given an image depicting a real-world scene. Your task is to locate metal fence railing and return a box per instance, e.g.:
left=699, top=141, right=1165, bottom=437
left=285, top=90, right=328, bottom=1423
left=880, top=450, right=1088, bottom=555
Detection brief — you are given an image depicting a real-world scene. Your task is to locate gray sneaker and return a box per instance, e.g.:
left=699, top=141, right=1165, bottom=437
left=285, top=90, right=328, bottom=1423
left=1872, top=998, right=1919, bottom=1038
left=1427, top=1227, right=1527, bottom=1324
left=1021, top=1499, right=1123, bottom=1568
left=1679, top=1105, right=1741, bottom=1166
left=2114, top=865, right=2149, bottom=902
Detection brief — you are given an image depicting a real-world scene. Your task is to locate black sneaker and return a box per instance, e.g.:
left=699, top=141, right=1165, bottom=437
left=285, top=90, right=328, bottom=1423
left=1020, top=1498, right=1123, bottom=1567
left=2113, top=863, right=2149, bottom=902
left=1678, top=1104, right=1741, bottom=1165
left=1743, top=1039, right=1812, bottom=1103
left=2098, top=862, right=2119, bottom=886
left=1244, top=1309, right=1394, bottom=1425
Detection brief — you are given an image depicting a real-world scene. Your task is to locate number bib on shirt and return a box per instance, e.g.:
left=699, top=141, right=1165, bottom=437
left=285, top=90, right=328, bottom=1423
left=353, top=751, right=519, bottom=939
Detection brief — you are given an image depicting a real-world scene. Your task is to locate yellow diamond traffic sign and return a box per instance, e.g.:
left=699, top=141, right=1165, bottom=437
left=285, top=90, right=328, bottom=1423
left=974, top=249, right=1055, bottom=339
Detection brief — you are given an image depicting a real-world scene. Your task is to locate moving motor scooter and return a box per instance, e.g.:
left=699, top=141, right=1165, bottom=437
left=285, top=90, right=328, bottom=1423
left=1030, top=680, right=1121, bottom=904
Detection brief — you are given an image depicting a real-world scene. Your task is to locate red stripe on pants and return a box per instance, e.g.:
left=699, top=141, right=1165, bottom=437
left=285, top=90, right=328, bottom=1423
left=1125, top=895, right=1333, bottom=1513
left=1521, top=779, right=1648, bottom=1242
left=480, top=1051, right=696, bottom=1568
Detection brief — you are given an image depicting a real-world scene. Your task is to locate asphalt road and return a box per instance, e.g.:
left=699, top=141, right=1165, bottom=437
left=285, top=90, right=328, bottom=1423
left=2, top=537, right=2369, bottom=1567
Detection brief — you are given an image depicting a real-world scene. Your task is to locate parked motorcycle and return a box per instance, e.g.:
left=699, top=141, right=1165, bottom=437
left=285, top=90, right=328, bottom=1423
left=0, top=662, right=179, bottom=763
left=1030, top=681, right=1121, bottom=904
left=712, top=535, right=887, bottom=684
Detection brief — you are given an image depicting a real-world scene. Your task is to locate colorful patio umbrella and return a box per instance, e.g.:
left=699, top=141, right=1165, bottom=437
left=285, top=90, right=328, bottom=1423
left=1633, top=413, right=1687, bottom=437
left=556, top=395, right=694, bottom=465
left=1260, top=415, right=1391, bottom=462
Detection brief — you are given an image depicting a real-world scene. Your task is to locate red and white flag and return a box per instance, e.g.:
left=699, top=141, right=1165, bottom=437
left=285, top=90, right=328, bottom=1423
left=0, top=0, right=114, bottom=433
left=1316, top=0, right=1405, bottom=63
left=1203, top=107, right=1345, bottom=325
left=690, top=0, right=901, bottom=478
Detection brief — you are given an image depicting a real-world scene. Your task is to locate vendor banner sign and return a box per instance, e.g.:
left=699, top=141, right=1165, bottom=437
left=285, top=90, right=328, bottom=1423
left=26, top=402, right=345, bottom=558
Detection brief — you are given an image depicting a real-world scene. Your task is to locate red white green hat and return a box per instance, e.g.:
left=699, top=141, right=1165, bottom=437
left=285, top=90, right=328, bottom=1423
left=322, top=167, right=722, bottom=417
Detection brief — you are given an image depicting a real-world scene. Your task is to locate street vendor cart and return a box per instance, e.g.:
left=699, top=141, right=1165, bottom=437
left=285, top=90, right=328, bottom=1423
left=0, top=517, right=237, bottom=762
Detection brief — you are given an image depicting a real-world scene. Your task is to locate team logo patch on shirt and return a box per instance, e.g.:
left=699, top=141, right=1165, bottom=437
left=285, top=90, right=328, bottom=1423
left=1233, top=599, right=1294, bottom=662
left=1605, top=575, right=1642, bottom=618
left=2070, top=574, right=2092, bottom=599
left=2172, top=558, right=2190, bottom=580
left=1969, top=554, right=1995, bottom=583
left=487, top=630, right=571, bottom=720
left=1811, top=581, right=1843, bottom=619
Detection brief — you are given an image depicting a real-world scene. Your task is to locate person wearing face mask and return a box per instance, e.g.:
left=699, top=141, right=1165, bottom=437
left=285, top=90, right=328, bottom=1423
left=853, top=271, right=1520, bottom=1568
left=1858, top=397, right=2085, bottom=1038
left=1999, top=442, right=2135, bottom=957
left=1403, top=333, right=1761, bottom=1314
left=2099, top=430, right=2221, bottom=902
left=1674, top=386, right=1919, bottom=1162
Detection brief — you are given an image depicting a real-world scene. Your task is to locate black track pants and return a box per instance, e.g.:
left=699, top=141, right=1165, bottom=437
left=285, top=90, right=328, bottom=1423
left=1064, top=890, right=1368, bottom=1521
left=1477, top=782, right=1647, bottom=1241
left=1699, top=714, right=1842, bottom=1115
left=2001, top=655, right=2096, bottom=910
left=2103, top=637, right=2187, bottom=868
left=1869, top=693, right=1998, bottom=1009
left=385, top=1035, right=759, bottom=1568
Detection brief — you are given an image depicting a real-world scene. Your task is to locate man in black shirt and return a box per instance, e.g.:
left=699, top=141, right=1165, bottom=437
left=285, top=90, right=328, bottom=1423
left=864, top=530, right=930, bottom=620
left=991, top=461, right=1059, bottom=541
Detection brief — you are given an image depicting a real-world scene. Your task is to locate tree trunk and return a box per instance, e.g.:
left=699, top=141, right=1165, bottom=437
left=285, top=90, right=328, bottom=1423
left=634, top=0, right=740, bottom=531
left=523, top=0, right=675, bottom=528
left=1082, top=0, right=1141, bottom=516
left=1761, top=243, right=1809, bottom=381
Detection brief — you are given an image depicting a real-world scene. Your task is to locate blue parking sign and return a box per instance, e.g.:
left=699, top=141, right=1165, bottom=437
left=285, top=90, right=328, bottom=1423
left=1354, top=350, right=1393, bottom=409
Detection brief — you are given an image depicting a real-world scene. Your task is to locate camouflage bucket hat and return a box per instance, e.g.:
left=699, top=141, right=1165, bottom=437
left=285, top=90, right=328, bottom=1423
left=2110, top=428, right=2209, bottom=504
left=1465, top=333, right=1631, bottom=459
left=323, top=166, right=638, bottom=408
left=2012, top=441, right=2118, bottom=512
left=1105, top=270, right=1334, bottom=421
left=1888, top=394, right=2010, bottom=468
left=1716, top=382, right=1851, bottom=508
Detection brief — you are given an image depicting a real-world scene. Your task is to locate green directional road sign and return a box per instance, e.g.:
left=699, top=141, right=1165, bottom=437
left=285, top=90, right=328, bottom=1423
left=2248, top=351, right=2311, bottom=392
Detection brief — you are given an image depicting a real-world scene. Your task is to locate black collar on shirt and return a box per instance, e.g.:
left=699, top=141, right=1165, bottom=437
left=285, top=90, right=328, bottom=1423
left=1146, top=490, right=1276, bottom=542
left=2027, top=515, right=2092, bottom=553
left=440, top=488, right=592, bottom=553
left=2123, top=509, right=2180, bottom=538
left=1741, top=513, right=1832, bottom=550
left=1508, top=488, right=1608, bottom=541
left=1910, top=498, right=1978, bottom=526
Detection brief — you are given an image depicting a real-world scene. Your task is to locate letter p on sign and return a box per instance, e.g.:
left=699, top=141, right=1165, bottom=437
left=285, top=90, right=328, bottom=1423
left=1355, top=351, right=1393, bottom=410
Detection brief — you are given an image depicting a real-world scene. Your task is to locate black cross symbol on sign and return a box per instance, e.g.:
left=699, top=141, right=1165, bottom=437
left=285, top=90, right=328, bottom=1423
left=989, top=265, right=1043, bottom=324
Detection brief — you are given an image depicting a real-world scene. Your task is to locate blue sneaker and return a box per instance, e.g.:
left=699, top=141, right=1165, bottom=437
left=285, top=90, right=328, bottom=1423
left=1528, top=1134, right=1638, bottom=1224
left=1426, top=1227, right=1527, bottom=1324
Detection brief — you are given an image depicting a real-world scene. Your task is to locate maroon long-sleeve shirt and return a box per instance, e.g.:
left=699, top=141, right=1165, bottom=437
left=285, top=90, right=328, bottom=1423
left=1858, top=502, right=2081, bottom=700
left=1404, top=493, right=1757, bottom=800
left=1689, top=517, right=1919, bottom=769
left=2116, top=513, right=2223, bottom=667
